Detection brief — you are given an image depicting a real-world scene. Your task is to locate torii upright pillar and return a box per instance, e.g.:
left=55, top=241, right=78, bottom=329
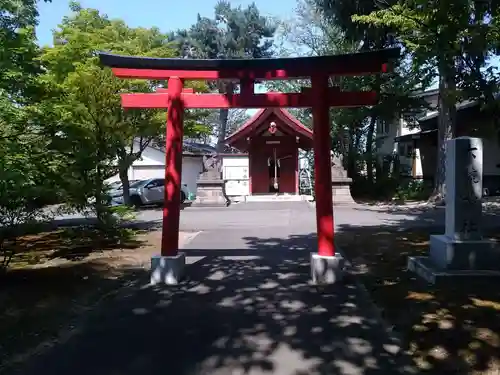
left=150, top=76, right=187, bottom=285
left=309, top=74, right=344, bottom=284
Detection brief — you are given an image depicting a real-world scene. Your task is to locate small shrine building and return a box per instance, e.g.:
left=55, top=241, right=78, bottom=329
left=221, top=108, right=313, bottom=197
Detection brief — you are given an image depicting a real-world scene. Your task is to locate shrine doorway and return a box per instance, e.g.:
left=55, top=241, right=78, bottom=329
left=268, top=154, right=280, bottom=193
left=250, top=141, right=298, bottom=195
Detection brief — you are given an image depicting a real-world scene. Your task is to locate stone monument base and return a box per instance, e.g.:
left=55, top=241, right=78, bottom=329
left=310, top=253, right=345, bottom=284
left=408, top=235, right=500, bottom=284
left=332, top=178, right=356, bottom=205
left=408, top=256, right=500, bottom=285
left=192, top=175, right=228, bottom=207
left=151, top=253, right=186, bottom=285
left=430, top=234, right=500, bottom=270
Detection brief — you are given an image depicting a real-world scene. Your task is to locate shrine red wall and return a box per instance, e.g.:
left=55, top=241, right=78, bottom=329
left=249, top=136, right=298, bottom=194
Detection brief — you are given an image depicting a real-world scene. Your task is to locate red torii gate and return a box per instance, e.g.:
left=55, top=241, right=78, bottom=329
left=99, top=48, right=399, bottom=285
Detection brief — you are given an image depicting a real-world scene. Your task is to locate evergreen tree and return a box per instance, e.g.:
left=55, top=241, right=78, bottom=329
left=173, top=1, right=276, bottom=152
left=293, top=0, right=430, bottom=185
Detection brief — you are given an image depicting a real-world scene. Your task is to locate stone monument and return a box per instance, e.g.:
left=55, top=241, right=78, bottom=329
left=408, top=137, right=500, bottom=284
left=330, top=151, right=356, bottom=205
left=192, top=152, right=229, bottom=207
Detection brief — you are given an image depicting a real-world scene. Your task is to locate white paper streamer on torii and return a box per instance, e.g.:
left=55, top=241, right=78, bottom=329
left=273, top=147, right=279, bottom=189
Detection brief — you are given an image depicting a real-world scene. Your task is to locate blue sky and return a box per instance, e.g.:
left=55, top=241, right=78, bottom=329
left=36, top=0, right=294, bottom=46
left=35, top=0, right=499, bottom=91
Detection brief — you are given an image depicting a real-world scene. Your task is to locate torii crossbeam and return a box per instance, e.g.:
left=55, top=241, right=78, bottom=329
left=99, top=47, right=400, bottom=285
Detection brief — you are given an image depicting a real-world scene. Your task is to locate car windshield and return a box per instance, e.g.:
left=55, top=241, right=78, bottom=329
left=130, top=179, right=149, bottom=188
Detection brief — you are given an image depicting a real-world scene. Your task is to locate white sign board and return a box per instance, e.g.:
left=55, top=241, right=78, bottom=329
left=224, top=166, right=249, bottom=180
left=225, top=180, right=250, bottom=196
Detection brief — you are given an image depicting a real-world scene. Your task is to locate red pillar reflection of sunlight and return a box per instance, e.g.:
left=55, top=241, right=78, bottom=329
left=161, top=77, right=184, bottom=256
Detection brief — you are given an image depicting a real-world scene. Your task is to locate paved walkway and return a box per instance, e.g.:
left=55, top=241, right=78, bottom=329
left=12, top=202, right=417, bottom=375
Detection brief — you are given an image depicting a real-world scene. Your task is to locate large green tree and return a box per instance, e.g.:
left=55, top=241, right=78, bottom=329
left=0, top=0, right=55, bottom=270
left=0, top=95, right=49, bottom=271
left=278, top=0, right=430, bottom=185
left=350, top=0, right=500, bottom=198
left=38, top=2, right=209, bottom=209
left=174, top=1, right=276, bottom=152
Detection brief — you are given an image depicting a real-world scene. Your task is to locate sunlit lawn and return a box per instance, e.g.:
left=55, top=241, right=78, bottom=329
left=337, top=227, right=500, bottom=375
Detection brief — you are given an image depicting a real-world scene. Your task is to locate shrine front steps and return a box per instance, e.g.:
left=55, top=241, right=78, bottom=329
left=233, top=194, right=313, bottom=203
left=230, top=193, right=357, bottom=204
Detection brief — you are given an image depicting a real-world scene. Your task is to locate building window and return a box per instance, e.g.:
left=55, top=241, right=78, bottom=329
left=397, top=142, right=416, bottom=158
left=398, top=143, right=406, bottom=156
left=406, top=144, right=414, bottom=157
left=377, top=121, right=390, bottom=135
left=414, top=108, right=427, bottom=119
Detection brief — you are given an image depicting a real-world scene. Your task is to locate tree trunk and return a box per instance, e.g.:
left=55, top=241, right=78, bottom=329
left=431, top=60, right=457, bottom=203
left=94, top=164, right=108, bottom=231
left=94, top=123, right=113, bottom=232
left=217, top=108, right=229, bottom=153
left=0, top=236, right=15, bottom=273
left=366, top=68, right=382, bottom=184
left=117, top=141, right=151, bottom=206
left=339, top=124, right=349, bottom=171
left=347, top=125, right=359, bottom=178
left=119, top=166, right=131, bottom=205
left=365, top=115, right=377, bottom=184
left=216, top=81, right=234, bottom=153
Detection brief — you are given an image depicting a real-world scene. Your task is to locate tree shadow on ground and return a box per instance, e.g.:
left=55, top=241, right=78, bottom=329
left=348, top=199, right=500, bottom=229
left=335, top=209, right=500, bottom=375
left=5, top=220, right=164, bottom=266
left=9, top=233, right=418, bottom=375
left=5, top=201, right=500, bottom=375
left=0, top=262, right=144, bottom=372
left=136, top=201, right=192, bottom=211
left=1, top=223, right=166, bottom=367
